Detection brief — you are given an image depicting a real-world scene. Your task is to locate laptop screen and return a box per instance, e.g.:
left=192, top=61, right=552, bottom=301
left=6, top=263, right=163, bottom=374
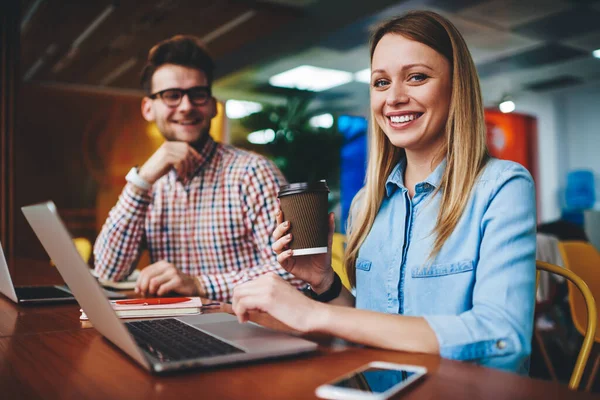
left=15, top=286, right=73, bottom=300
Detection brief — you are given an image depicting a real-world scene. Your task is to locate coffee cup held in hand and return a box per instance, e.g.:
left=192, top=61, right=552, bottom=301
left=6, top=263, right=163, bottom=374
left=278, top=181, right=329, bottom=256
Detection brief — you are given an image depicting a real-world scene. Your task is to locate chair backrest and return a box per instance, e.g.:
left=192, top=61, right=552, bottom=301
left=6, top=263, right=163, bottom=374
left=536, top=260, right=597, bottom=390
left=73, top=237, right=92, bottom=264
left=558, top=241, right=600, bottom=342
left=331, top=233, right=351, bottom=290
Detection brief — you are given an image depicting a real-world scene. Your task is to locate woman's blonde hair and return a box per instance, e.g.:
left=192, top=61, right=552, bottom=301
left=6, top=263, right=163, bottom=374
left=344, top=10, right=489, bottom=286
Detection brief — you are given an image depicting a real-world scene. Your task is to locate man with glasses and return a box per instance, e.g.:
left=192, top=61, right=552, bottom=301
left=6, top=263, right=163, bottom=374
left=94, top=35, right=304, bottom=302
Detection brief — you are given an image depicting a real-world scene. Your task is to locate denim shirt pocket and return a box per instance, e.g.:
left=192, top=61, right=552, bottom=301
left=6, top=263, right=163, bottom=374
left=355, top=258, right=379, bottom=310
left=408, top=260, right=475, bottom=315
left=411, top=260, right=474, bottom=278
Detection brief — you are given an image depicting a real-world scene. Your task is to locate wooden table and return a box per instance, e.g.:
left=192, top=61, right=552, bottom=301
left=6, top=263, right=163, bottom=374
left=1, top=258, right=596, bottom=399
left=0, top=258, right=85, bottom=337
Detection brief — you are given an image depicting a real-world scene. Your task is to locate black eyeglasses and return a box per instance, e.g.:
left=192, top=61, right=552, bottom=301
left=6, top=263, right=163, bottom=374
left=148, top=86, right=212, bottom=107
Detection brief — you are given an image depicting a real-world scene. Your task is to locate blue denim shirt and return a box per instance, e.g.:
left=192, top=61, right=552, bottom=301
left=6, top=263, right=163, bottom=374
left=355, top=158, right=536, bottom=374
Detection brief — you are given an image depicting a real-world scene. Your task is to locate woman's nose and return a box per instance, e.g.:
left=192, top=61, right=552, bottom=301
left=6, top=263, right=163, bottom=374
left=386, top=84, right=409, bottom=106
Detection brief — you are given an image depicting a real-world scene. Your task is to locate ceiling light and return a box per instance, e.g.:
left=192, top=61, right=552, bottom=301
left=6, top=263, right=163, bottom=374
left=309, top=114, right=334, bottom=129
left=20, top=0, right=44, bottom=33
left=23, top=43, right=57, bottom=81
left=202, top=11, right=256, bottom=44
left=269, top=66, right=353, bottom=92
left=72, top=5, right=115, bottom=48
left=51, top=48, right=79, bottom=73
left=99, top=57, right=138, bottom=86
left=51, top=4, right=115, bottom=74
left=248, top=129, right=275, bottom=145
left=226, top=100, right=263, bottom=119
left=499, top=98, right=515, bottom=113
left=593, top=49, right=600, bottom=59
left=354, top=68, right=371, bottom=84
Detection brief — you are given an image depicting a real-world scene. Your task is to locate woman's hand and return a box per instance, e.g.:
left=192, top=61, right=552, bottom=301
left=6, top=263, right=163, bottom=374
left=272, top=210, right=336, bottom=293
left=232, top=273, right=323, bottom=332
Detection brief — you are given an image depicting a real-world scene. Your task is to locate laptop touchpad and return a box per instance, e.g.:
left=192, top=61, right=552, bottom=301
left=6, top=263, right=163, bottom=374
left=197, top=321, right=283, bottom=340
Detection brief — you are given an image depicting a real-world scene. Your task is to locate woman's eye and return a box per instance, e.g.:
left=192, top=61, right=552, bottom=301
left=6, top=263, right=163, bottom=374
left=373, top=79, right=389, bottom=88
left=409, top=74, right=428, bottom=82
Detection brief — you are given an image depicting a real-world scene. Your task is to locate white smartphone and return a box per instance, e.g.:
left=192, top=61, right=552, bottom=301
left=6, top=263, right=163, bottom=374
left=315, top=362, right=427, bottom=400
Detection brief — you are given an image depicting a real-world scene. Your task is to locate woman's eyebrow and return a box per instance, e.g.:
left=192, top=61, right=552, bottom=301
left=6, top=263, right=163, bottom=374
left=371, top=63, right=434, bottom=76
left=402, top=63, right=434, bottom=71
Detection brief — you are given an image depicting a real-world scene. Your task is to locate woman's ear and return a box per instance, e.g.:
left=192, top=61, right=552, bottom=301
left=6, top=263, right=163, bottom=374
left=141, top=97, right=154, bottom=122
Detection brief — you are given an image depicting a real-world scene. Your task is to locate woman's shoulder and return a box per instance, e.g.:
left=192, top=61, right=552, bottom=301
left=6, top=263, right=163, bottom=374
left=478, top=158, right=534, bottom=186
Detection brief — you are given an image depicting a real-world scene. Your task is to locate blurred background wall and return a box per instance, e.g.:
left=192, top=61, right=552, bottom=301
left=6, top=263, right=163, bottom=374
left=3, top=0, right=599, bottom=260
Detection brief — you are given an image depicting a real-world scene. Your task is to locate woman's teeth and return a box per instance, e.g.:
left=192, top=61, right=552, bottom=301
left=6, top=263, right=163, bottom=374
left=390, top=114, right=420, bottom=123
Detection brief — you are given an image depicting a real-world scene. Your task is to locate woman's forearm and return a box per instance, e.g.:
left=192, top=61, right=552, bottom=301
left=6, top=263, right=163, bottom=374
left=311, top=304, right=440, bottom=355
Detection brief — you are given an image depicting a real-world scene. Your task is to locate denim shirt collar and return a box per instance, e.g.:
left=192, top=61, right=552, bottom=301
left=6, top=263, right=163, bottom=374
left=385, top=157, right=447, bottom=197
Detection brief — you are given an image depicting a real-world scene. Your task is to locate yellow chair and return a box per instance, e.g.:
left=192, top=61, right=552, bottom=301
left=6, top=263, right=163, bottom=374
left=558, top=241, right=600, bottom=391
left=73, top=237, right=92, bottom=264
left=536, top=260, right=597, bottom=391
left=332, top=233, right=351, bottom=290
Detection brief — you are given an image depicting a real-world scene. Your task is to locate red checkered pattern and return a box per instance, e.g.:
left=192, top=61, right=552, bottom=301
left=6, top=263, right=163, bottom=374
left=94, top=137, right=305, bottom=302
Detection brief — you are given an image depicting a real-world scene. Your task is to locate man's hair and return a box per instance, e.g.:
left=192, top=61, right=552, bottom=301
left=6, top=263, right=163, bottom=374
left=140, top=35, right=215, bottom=94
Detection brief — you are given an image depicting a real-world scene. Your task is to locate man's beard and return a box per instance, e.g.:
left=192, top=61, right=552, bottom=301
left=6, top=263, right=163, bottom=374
left=161, top=123, right=211, bottom=152
left=189, top=130, right=210, bottom=152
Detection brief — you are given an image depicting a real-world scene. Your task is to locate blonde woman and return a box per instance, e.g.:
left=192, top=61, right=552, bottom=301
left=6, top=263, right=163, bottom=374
left=232, top=11, right=536, bottom=374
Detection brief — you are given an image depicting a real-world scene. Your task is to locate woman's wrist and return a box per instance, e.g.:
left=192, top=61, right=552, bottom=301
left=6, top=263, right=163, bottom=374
left=311, top=268, right=335, bottom=295
left=307, top=301, right=332, bottom=333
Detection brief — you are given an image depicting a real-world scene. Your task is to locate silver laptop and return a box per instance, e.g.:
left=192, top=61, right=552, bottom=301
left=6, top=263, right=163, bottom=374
left=22, top=201, right=318, bottom=374
left=0, top=239, right=75, bottom=304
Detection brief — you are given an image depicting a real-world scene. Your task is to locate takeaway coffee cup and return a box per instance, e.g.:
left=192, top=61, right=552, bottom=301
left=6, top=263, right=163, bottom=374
left=278, top=180, right=330, bottom=256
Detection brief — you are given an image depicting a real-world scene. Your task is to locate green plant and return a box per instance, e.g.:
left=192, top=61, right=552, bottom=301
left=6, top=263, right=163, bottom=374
left=241, top=97, right=342, bottom=186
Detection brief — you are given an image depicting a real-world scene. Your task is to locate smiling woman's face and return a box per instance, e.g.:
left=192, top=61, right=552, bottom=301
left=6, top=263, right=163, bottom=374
left=370, top=33, right=452, bottom=154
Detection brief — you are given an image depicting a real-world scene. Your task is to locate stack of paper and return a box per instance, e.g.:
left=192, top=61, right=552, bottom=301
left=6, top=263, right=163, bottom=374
left=80, top=297, right=204, bottom=320
left=91, top=269, right=140, bottom=290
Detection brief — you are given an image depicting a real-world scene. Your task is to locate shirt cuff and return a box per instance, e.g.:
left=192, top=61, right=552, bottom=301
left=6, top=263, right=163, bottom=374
left=199, top=274, right=232, bottom=302
left=194, top=276, right=206, bottom=297
left=424, top=314, right=516, bottom=361
left=124, top=182, right=152, bottom=202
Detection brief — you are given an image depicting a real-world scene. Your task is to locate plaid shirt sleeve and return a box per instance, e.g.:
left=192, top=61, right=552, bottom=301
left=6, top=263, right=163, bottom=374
left=198, top=157, right=307, bottom=301
left=93, top=183, right=151, bottom=281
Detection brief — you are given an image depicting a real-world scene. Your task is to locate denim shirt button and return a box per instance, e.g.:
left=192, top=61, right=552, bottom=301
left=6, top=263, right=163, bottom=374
left=496, top=340, right=507, bottom=350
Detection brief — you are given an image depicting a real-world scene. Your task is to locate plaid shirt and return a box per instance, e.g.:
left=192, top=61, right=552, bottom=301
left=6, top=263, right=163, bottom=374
left=94, top=137, right=305, bottom=301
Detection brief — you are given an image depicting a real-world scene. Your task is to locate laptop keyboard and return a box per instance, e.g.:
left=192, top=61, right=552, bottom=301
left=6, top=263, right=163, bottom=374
left=125, top=318, right=245, bottom=362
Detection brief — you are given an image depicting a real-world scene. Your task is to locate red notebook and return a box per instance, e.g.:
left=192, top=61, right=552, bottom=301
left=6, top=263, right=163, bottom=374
left=79, top=297, right=204, bottom=320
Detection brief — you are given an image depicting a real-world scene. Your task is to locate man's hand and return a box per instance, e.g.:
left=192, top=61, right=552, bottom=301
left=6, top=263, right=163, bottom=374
left=138, top=142, right=201, bottom=184
left=135, top=260, right=200, bottom=297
